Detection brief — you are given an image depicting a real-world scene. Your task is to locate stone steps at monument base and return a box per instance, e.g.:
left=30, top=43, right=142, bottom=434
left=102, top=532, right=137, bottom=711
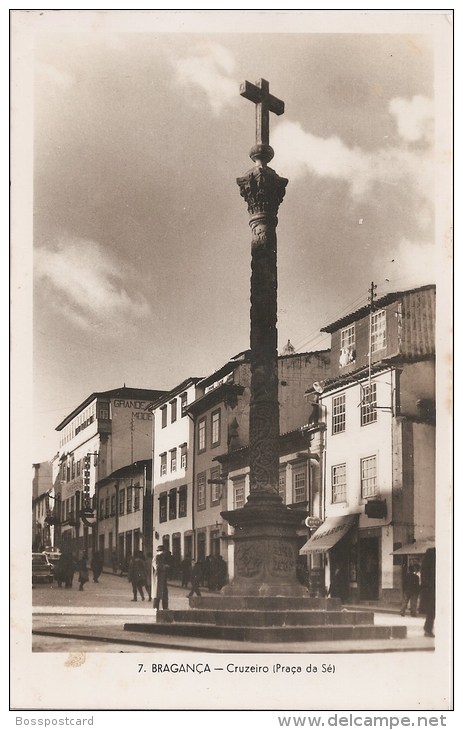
left=189, top=596, right=342, bottom=611
left=123, top=621, right=407, bottom=643
left=152, top=609, right=375, bottom=627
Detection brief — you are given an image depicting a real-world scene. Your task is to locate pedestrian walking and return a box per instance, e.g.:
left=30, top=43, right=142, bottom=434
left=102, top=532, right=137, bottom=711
left=187, top=560, right=202, bottom=598
left=111, top=551, right=118, bottom=574
left=209, top=555, right=220, bottom=591
left=77, top=555, right=89, bottom=591
left=202, top=556, right=211, bottom=588
left=217, top=555, right=228, bottom=590
left=54, top=553, right=67, bottom=588
left=180, top=556, right=192, bottom=588
left=91, top=551, right=103, bottom=583
left=420, top=547, right=436, bottom=637
left=153, top=545, right=170, bottom=610
left=119, top=556, right=129, bottom=576
left=55, top=551, right=75, bottom=588
left=328, top=567, right=344, bottom=601
left=128, top=551, right=147, bottom=601
left=400, top=563, right=420, bottom=616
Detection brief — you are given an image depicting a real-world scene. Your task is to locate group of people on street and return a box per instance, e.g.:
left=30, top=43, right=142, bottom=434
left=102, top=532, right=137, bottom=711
left=127, top=549, right=229, bottom=607
left=53, top=551, right=104, bottom=591
left=39, top=543, right=438, bottom=638
left=50, top=547, right=232, bottom=609
left=326, top=548, right=436, bottom=639
left=180, top=555, right=227, bottom=592
left=126, top=545, right=171, bottom=609
left=400, top=548, right=436, bottom=637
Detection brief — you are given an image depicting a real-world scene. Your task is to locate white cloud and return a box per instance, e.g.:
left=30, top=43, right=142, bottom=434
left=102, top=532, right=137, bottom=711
left=272, top=119, right=433, bottom=204
left=174, top=42, right=237, bottom=114
left=272, top=122, right=369, bottom=192
left=389, top=95, right=434, bottom=143
left=35, top=236, right=151, bottom=333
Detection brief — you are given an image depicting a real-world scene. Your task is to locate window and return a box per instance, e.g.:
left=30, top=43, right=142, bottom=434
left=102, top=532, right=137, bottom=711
left=180, top=444, right=187, bottom=470
left=71, top=458, right=75, bottom=480
left=332, top=393, right=346, bottom=434
left=211, top=410, right=221, bottom=446
left=198, top=418, right=206, bottom=452
left=105, top=497, right=110, bottom=518
left=180, top=392, right=188, bottom=417
left=110, top=495, right=116, bottom=515
left=170, top=399, right=177, bottom=423
left=371, top=310, right=386, bottom=353
left=119, top=488, right=125, bottom=515
left=161, top=405, right=167, bottom=428
left=278, top=470, right=286, bottom=504
left=292, top=468, right=307, bottom=504
left=361, top=456, right=377, bottom=499
left=159, top=492, right=167, bottom=523
left=133, top=486, right=140, bottom=512
left=332, top=463, right=347, bottom=503
left=98, top=403, right=109, bottom=420
left=360, top=383, right=377, bottom=426
left=160, top=453, right=167, bottom=476
left=170, top=448, right=177, bottom=472
left=210, top=466, right=221, bottom=504
left=233, top=479, right=246, bottom=510
left=178, top=486, right=187, bottom=517
left=339, top=325, right=355, bottom=367
left=126, top=487, right=132, bottom=513
left=76, top=459, right=81, bottom=477
left=99, top=499, right=104, bottom=520
left=197, top=472, right=206, bottom=509
left=169, top=488, right=177, bottom=520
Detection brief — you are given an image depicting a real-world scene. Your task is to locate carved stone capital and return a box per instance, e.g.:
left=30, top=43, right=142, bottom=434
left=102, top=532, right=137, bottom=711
left=237, top=165, right=288, bottom=217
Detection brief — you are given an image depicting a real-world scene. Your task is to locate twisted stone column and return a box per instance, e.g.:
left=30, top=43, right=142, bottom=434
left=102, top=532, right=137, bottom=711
left=220, top=87, right=307, bottom=596
left=237, top=156, right=287, bottom=503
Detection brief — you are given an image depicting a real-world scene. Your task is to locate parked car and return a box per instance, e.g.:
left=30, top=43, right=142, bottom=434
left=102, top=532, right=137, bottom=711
left=32, top=552, right=53, bottom=584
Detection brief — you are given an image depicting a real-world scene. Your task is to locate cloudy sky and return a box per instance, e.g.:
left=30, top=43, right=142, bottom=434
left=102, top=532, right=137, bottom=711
left=21, top=11, right=451, bottom=462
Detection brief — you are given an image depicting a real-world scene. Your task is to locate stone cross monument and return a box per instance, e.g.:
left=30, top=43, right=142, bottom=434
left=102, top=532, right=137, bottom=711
left=220, top=79, right=308, bottom=597
left=124, top=79, right=407, bottom=643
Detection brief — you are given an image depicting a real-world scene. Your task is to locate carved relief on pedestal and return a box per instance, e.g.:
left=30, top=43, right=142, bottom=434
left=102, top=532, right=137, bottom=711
left=268, top=540, right=295, bottom=577
left=234, top=539, right=296, bottom=580
left=235, top=542, right=265, bottom=578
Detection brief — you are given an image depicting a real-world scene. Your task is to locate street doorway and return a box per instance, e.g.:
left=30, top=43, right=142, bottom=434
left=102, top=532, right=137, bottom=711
left=125, top=531, right=133, bottom=560
left=197, top=532, right=206, bottom=562
left=329, top=540, right=350, bottom=602
left=210, top=529, right=221, bottom=557
left=358, top=537, right=380, bottom=600
left=184, top=534, right=193, bottom=559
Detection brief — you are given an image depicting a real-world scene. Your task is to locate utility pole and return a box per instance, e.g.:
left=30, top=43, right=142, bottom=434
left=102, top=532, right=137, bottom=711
left=367, top=281, right=377, bottom=396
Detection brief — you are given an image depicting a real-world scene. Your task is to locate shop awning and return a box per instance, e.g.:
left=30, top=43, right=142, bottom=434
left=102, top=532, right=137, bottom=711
left=299, top=514, right=359, bottom=555
left=391, top=539, right=435, bottom=555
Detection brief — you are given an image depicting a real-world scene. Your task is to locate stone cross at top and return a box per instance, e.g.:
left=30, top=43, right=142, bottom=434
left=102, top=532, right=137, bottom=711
left=240, top=78, right=285, bottom=148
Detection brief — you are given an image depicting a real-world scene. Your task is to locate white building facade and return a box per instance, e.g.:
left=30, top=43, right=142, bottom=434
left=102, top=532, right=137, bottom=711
left=300, top=285, right=436, bottom=604
left=150, top=378, right=203, bottom=572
